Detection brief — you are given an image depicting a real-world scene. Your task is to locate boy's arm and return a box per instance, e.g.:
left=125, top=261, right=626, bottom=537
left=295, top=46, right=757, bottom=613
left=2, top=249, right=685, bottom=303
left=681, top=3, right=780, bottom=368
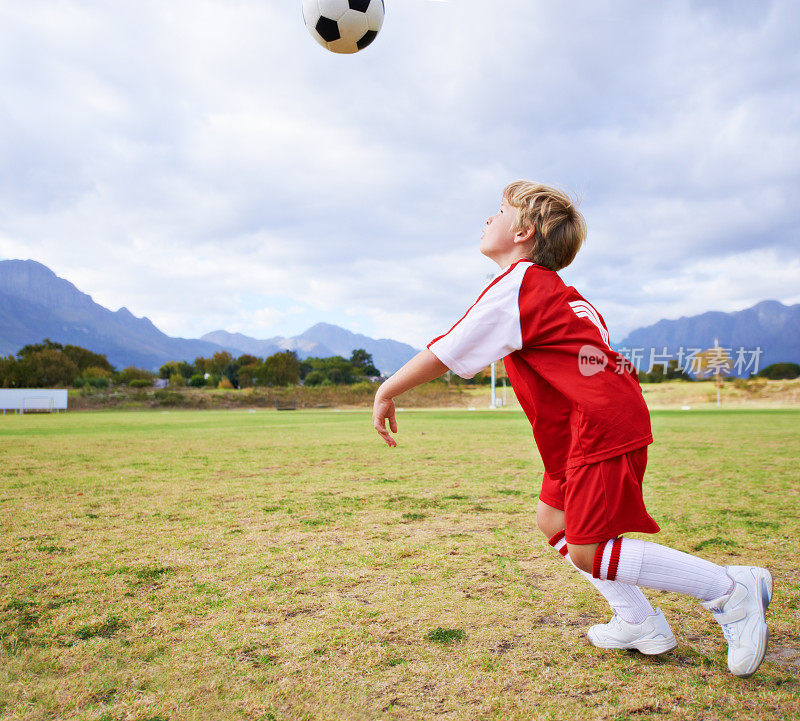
left=373, top=349, right=449, bottom=447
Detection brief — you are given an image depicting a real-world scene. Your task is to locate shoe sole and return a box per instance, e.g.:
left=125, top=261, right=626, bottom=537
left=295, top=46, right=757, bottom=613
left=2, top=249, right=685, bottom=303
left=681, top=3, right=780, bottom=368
left=734, top=569, right=773, bottom=678
left=632, top=636, right=678, bottom=655
left=587, top=630, right=677, bottom=655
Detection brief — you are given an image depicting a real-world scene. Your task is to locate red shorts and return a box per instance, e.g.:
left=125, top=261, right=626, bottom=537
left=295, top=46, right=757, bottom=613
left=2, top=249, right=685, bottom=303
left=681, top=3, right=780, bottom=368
left=539, top=446, right=660, bottom=545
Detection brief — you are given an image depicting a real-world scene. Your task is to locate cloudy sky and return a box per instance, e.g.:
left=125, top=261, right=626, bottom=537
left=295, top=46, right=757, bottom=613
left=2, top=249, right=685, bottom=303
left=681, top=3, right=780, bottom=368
left=1, top=0, right=798, bottom=349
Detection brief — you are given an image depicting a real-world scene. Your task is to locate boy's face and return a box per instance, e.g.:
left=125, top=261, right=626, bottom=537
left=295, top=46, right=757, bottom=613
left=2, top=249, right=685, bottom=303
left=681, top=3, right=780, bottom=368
left=480, top=197, right=521, bottom=262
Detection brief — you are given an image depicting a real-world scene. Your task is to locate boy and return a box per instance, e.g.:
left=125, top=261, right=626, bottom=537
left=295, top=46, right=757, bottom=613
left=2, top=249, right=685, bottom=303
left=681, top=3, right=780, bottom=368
left=372, top=181, right=772, bottom=677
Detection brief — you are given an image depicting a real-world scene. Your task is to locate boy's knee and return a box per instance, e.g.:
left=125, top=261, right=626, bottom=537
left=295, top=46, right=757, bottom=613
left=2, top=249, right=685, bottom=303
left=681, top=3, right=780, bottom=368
left=536, top=500, right=564, bottom=539
left=566, top=543, right=600, bottom=574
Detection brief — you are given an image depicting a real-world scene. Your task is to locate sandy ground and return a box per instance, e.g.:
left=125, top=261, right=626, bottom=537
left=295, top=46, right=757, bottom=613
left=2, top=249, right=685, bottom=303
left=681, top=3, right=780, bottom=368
left=458, top=378, right=800, bottom=411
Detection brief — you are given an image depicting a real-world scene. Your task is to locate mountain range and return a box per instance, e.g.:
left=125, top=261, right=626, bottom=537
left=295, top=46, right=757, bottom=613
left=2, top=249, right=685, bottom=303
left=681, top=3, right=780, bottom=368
left=616, top=300, right=800, bottom=373
left=0, top=260, right=418, bottom=374
left=200, top=327, right=418, bottom=379
left=0, top=258, right=797, bottom=376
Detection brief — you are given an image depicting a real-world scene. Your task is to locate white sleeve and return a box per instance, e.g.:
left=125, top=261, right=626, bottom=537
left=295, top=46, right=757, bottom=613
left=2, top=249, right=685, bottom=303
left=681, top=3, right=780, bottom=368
left=427, top=262, right=526, bottom=379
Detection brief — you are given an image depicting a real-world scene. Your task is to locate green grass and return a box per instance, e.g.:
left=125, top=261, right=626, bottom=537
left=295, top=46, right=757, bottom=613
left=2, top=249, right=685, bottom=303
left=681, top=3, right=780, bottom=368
left=1, top=407, right=799, bottom=720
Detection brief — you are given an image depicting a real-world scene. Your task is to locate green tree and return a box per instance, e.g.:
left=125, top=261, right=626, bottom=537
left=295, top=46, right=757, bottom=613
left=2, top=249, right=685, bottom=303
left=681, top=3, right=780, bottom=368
left=237, top=363, right=260, bottom=388
left=258, top=351, right=300, bottom=386
left=15, top=341, right=115, bottom=375
left=664, top=359, right=691, bottom=381
left=15, top=350, right=78, bottom=387
left=302, top=356, right=357, bottom=384
left=193, top=356, right=211, bottom=375
left=159, top=360, right=195, bottom=380
left=0, top=355, right=20, bottom=387
left=641, top=365, right=665, bottom=383
left=62, top=345, right=114, bottom=372
left=16, top=339, right=64, bottom=356
left=206, top=351, right=238, bottom=387
left=350, top=348, right=380, bottom=376
left=209, top=351, right=234, bottom=375
left=237, top=354, right=261, bottom=367
left=231, top=354, right=263, bottom=388
left=757, top=362, right=800, bottom=380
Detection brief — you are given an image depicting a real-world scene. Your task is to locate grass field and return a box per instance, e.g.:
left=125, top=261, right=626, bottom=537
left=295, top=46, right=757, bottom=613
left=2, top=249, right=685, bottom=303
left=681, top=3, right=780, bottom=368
left=1, top=408, right=798, bottom=720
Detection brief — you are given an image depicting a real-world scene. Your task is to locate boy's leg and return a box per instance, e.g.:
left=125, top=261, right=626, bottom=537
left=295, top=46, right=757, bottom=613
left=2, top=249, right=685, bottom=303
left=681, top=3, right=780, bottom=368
left=560, top=448, right=771, bottom=677
left=568, top=539, right=772, bottom=677
left=537, top=501, right=676, bottom=653
left=566, top=540, right=734, bottom=601
left=537, top=500, right=656, bottom=621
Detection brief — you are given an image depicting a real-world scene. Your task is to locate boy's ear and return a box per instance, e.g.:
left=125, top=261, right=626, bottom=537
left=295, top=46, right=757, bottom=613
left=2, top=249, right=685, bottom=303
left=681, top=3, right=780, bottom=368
left=514, top=225, right=536, bottom=245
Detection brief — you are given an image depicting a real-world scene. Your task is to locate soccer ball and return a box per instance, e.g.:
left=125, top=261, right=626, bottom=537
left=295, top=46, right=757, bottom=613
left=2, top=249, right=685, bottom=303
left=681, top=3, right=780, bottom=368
left=302, top=0, right=385, bottom=54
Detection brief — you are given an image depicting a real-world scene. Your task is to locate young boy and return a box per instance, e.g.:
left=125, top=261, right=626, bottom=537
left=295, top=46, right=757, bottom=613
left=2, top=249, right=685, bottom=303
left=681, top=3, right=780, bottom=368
left=372, top=181, right=772, bottom=677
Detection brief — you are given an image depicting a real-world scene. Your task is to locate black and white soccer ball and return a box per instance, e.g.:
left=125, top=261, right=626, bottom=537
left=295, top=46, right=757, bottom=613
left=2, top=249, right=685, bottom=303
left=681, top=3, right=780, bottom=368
left=302, top=0, right=385, bottom=54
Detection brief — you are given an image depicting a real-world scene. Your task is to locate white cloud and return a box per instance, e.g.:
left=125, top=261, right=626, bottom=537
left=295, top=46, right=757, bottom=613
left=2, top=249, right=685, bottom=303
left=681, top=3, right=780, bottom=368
left=1, top=0, right=798, bottom=350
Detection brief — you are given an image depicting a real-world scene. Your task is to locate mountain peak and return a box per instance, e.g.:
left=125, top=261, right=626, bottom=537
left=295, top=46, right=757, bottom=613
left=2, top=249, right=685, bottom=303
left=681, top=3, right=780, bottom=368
left=0, top=259, right=229, bottom=370
left=4, top=258, right=58, bottom=277
left=617, top=299, right=800, bottom=372
left=0, top=258, right=95, bottom=311
left=750, top=299, right=788, bottom=315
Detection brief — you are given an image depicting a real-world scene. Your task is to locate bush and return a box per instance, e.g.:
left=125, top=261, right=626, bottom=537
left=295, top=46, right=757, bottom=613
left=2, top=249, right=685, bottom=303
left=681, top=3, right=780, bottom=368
left=83, top=365, right=112, bottom=380
left=758, top=362, right=800, bottom=380
left=118, top=366, right=156, bottom=385
left=88, top=376, right=110, bottom=388
left=129, top=378, right=152, bottom=388
left=304, top=370, right=327, bottom=387
left=169, top=373, right=186, bottom=387
left=218, top=377, right=234, bottom=390
left=188, top=374, right=207, bottom=387
left=153, top=389, right=184, bottom=406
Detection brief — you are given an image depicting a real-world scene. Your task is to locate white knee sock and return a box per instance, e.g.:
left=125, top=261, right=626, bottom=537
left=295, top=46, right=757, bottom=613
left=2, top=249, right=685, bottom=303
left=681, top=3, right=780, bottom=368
left=592, top=537, right=734, bottom=601
left=549, top=531, right=656, bottom=624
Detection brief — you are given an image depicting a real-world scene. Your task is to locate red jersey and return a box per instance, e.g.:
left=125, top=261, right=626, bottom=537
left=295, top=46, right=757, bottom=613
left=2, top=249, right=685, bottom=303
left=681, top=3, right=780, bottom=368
left=427, top=259, right=652, bottom=480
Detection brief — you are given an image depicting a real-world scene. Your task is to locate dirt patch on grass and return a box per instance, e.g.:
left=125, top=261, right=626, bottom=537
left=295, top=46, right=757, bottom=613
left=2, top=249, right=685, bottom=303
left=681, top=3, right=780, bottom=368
left=767, top=642, right=800, bottom=672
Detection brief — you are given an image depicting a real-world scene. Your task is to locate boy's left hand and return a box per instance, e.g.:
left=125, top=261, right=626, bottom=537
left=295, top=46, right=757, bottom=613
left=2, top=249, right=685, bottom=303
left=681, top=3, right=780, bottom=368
left=373, top=393, right=398, bottom=447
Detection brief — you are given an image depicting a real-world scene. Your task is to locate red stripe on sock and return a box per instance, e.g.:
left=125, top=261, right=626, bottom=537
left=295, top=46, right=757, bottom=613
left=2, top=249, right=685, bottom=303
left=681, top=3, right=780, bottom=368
left=558, top=545, right=569, bottom=557
left=607, top=537, right=622, bottom=581
left=592, top=541, right=608, bottom=579
left=548, top=530, right=566, bottom=548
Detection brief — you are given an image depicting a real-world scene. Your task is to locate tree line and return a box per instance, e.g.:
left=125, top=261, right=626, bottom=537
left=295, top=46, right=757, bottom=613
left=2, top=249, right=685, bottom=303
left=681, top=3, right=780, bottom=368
left=159, top=347, right=380, bottom=388
left=0, top=339, right=383, bottom=389
left=0, top=339, right=796, bottom=389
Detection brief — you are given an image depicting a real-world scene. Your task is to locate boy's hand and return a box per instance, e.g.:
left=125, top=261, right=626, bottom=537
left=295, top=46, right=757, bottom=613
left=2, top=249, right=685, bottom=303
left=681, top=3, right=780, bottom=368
left=373, top=392, right=398, bottom=447
left=370, top=350, right=447, bottom=447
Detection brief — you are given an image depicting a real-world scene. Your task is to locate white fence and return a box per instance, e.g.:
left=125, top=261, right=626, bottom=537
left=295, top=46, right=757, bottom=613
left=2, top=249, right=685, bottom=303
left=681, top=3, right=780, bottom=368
left=0, top=389, right=68, bottom=414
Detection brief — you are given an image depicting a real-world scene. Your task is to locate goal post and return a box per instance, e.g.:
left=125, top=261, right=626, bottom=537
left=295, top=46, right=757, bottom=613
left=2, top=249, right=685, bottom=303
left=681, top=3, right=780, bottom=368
left=22, top=396, right=55, bottom=413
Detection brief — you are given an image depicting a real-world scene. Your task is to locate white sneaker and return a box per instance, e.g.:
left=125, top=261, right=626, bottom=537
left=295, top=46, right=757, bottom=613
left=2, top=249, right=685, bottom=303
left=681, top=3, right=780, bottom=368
left=702, top=565, right=772, bottom=677
left=587, top=609, right=677, bottom=655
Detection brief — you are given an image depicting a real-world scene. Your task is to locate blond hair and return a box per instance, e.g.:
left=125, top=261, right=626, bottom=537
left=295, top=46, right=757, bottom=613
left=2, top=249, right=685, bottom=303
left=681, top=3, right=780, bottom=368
left=503, top=181, right=586, bottom=271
